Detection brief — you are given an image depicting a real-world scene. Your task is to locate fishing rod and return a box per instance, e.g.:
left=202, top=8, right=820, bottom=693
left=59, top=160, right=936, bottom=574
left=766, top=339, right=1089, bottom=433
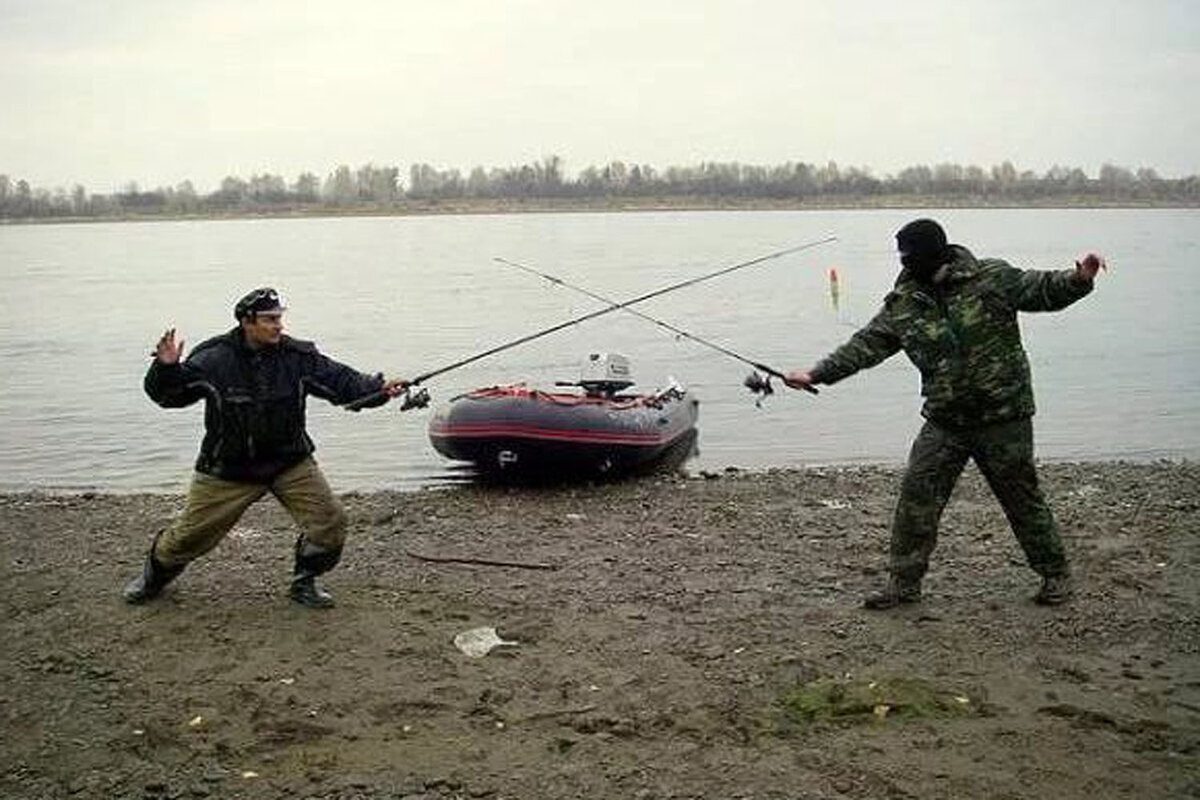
left=492, top=256, right=818, bottom=400
left=345, top=235, right=836, bottom=411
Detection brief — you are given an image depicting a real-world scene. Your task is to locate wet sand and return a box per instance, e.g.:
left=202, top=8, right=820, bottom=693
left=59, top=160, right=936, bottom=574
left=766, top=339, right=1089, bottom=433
left=1, top=461, right=1196, bottom=799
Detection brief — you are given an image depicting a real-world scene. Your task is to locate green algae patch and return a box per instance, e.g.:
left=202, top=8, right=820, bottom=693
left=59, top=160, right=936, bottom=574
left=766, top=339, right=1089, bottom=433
left=777, top=676, right=981, bottom=729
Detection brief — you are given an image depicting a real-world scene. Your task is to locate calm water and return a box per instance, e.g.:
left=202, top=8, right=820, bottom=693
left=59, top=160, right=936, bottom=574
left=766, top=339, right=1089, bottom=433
left=1, top=209, right=1197, bottom=492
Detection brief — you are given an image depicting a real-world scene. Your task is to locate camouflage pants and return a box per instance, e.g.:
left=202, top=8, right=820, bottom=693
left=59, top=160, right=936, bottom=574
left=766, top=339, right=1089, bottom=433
left=888, top=417, right=1067, bottom=583
left=154, top=457, right=347, bottom=568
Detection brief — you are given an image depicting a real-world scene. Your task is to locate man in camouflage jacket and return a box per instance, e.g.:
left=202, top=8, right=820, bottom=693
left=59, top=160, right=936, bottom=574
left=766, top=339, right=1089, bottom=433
left=785, top=219, right=1105, bottom=608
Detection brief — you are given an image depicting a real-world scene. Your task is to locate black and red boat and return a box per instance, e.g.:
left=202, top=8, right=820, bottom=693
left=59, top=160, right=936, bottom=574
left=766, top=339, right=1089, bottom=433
left=428, top=355, right=699, bottom=479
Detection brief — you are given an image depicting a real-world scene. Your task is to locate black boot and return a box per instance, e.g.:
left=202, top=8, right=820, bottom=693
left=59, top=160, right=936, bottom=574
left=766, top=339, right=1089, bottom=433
left=1034, top=572, right=1074, bottom=605
left=290, top=575, right=335, bottom=609
left=289, top=539, right=341, bottom=609
left=863, top=576, right=922, bottom=610
left=123, top=536, right=185, bottom=604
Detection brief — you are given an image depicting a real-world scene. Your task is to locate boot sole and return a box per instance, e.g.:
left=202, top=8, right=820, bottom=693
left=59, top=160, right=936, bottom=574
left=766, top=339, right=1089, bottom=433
left=863, top=595, right=921, bottom=610
left=289, top=591, right=335, bottom=609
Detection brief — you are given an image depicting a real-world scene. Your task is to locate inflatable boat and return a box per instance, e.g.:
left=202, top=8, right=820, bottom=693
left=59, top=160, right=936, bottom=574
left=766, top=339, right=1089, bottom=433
left=428, top=354, right=699, bottom=478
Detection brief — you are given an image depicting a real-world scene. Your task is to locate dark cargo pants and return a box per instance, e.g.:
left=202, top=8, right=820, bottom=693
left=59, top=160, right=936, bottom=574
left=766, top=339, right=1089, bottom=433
left=888, top=417, right=1068, bottom=583
left=155, top=457, right=347, bottom=568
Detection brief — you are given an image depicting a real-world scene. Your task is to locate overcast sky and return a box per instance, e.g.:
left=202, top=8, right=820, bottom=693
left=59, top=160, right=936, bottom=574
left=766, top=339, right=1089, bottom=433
left=3, top=0, right=1197, bottom=192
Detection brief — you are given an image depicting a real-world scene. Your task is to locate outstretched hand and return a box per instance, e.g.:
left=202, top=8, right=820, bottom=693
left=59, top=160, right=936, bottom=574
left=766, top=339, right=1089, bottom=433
left=154, top=328, right=185, bottom=364
left=382, top=377, right=410, bottom=397
left=783, top=369, right=816, bottom=392
left=1075, top=252, right=1107, bottom=281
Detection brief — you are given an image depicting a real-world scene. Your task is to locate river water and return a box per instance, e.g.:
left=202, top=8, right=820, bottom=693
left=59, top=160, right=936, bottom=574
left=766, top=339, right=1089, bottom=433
left=1, top=208, right=1196, bottom=492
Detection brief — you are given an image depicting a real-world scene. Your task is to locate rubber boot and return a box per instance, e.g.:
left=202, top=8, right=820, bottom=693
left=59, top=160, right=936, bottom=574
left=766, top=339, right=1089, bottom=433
left=123, top=535, right=186, bottom=604
left=862, top=576, right=922, bottom=610
left=289, top=539, right=342, bottom=609
left=1034, top=572, right=1074, bottom=605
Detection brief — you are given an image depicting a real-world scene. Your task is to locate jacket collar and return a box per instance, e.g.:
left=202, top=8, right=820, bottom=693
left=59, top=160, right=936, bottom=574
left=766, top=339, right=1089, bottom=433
left=895, top=244, right=980, bottom=294
left=227, top=326, right=276, bottom=355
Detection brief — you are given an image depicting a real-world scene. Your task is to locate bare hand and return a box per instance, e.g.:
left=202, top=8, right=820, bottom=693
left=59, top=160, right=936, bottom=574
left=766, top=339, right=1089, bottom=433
left=1075, top=252, right=1107, bottom=281
left=154, top=328, right=184, bottom=364
left=382, top=377, right=410, bottom=397
left=783, top=370, right=816, bottom=392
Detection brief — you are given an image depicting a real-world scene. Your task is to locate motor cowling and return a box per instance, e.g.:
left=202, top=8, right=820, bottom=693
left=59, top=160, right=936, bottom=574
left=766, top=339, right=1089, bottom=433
left=578, top=353, right=635, bottom=397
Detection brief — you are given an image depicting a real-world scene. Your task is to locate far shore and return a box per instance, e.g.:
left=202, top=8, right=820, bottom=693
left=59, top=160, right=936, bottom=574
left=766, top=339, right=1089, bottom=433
left=4, top=194, right=1197, bottom=226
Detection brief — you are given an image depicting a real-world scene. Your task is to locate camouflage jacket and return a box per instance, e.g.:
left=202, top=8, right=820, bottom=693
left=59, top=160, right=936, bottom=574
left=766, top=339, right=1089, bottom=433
left=809, top=245, right=1094, bottom=428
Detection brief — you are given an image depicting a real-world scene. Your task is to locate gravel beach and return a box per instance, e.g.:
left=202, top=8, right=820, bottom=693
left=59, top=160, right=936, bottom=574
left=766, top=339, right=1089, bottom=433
left=1, top=461, right=1196, bottom=799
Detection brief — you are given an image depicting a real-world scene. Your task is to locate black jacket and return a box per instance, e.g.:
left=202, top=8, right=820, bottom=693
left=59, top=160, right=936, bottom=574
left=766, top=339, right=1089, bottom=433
left=144, top=328, right=387, bottom=482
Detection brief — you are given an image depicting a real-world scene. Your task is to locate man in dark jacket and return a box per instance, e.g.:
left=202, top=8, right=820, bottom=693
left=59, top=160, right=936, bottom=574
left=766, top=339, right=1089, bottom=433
left=785, top=219, right=1105, bottom=608
left=123, top=287, right=407, bottom=608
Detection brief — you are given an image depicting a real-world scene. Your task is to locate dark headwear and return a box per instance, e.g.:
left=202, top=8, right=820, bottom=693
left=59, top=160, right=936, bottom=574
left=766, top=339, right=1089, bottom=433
left=234, top=287, right=286, bottom=321
left=895, top=218, right=949, bottom=261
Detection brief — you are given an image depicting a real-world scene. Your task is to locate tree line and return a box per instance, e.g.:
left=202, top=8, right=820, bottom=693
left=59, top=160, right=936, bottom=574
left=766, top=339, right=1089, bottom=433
left=2, top=158, right=1196, bottom=219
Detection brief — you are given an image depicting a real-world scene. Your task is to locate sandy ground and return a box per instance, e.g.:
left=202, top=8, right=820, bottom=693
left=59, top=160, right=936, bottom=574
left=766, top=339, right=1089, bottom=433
left=1, top=461, right=1197, bottom=799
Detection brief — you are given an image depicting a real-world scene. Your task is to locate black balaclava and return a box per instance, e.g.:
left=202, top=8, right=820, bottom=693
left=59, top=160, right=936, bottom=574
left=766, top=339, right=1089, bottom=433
left=895, top=218, right=950, bottom=282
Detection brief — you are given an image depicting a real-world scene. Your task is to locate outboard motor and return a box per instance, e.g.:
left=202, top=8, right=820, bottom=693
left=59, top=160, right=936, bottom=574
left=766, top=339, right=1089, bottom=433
left=577, top=353, right=635, bottom=398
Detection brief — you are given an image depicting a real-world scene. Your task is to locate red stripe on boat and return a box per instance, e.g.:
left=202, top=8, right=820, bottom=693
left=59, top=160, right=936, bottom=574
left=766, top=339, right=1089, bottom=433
left=463, top=386, right=652, bottom=409
left=429, top=423, right=672, bottom=446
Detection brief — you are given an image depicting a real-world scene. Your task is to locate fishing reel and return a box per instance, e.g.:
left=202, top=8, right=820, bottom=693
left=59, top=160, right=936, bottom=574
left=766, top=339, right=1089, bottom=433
left=744, top=370, right=775, bottom=408
left=745, top=367, right=819, bottom=406
left=398, top=386, right=431, bottom=411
